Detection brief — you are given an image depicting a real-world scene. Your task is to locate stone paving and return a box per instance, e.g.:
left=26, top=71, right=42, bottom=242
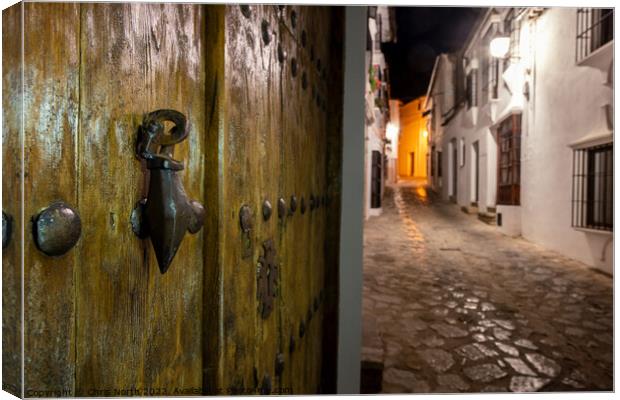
left=362, top=184, right=613, bottom=393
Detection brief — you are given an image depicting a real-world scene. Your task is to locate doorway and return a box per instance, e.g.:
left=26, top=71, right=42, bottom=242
left=450, top=139, right=458, bottom=201
left=472, top=141, right=479, bottom=204
left=409, top=151, right=415, bottom=177
left=371, top=150, right=382, bottom=208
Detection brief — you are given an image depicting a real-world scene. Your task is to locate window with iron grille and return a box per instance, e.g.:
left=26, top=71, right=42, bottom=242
left=430, top=146, right=436, bottom=177
left=496, top=113, right=521, bottom=205
left=505, top=8, right=522, bottom=62
left=466, top=70, right=477, bottom=109
left=489, top=59, right=499, bottom=99
left=375, top=16, right=382, bottom=50
left=576, top=8, right=613, bottom=62
left=572, top=143, right=613, bottom=231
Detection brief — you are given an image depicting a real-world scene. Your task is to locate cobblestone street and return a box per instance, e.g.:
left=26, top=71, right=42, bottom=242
left=362, top=184, right=613, bottom=393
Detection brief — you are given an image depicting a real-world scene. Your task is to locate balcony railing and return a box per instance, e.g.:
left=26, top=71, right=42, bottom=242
left=576, top=8, right=613, bottom=62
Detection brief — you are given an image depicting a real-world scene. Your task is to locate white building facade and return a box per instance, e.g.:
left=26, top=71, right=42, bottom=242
left=385, top=99, right=401, bottom=185
left=426, top=8, right=613, bottom=273
left=364, top=6, right=396, bottom=219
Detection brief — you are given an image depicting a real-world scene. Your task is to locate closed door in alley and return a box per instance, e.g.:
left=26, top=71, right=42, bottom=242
left=371, top=151, right=382, bottom=208
left=451, top=140, right=458, bottom=199
left=2, top=3, right=343, bottom=396
left=472, top=141, right=479, bottom=204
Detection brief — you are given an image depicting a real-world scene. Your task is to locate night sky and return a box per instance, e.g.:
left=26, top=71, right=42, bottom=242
left=383, top=7, right=484, bottom=102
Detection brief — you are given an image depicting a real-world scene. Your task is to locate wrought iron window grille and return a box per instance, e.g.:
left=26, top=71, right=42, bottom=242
left=571, top=143, right=613, bottom=231
left=576, top=8, right=613, bottom=62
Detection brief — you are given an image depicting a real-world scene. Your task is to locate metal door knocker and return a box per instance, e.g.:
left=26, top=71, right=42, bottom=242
left=132, top=109, right=205, bottom=274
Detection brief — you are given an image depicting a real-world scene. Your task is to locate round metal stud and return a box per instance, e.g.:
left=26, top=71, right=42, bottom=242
left=300, top=197, right=306, bottom=214
left=261, top=19, right=271, bottom=45
left=277, top=197, right=287, bottom=219
left=239, top=205, right=253, bottom=233
left=291, top=58, right=298, bottom=77
left=290, top=195, right=298, bottom=213
left=188, top=200, right=206, bottom=234
left=130, top=198, right=148, bottom=238
left=301, top=30, right=307, bottom=47
left=275, top=353, right=285, bottom=376
left=2, top=210, right=12, bottom=249
left=262, top=200, right=272, bottom=221
left=240, top=4, right=251, bottom=18
left=33, top=201, right=81, bottom=256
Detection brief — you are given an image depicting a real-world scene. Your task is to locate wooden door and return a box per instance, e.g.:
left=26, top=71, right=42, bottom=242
left=370, top=151, right=382, bottom=208
left=2, top=3, right=343, bottom=397
left=451, top=140, right=458, bottom=199
left=473, top=141, right=479, bottom=203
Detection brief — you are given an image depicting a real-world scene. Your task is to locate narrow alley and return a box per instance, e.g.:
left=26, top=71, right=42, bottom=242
left=362, top=183, right=613, bottom=393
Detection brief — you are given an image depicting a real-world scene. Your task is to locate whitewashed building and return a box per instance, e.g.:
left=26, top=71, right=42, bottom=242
left=364, top=6, right=396, bottom=219
left=425, top=7, right=613, bottom=273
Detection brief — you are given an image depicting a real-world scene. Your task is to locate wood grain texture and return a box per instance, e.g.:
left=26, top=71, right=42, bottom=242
left=22, top=2, right=80, bottom=395
left=213, top=5, right=342, bottom=394
left=75, top=4, right=206, bottom=393
left=2, top=3, right=23, bottom=397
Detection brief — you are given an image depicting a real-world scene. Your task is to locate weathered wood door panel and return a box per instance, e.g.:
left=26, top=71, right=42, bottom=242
left=75, top=4, right=207, bottom=394
left=2, top=3, right=343, bottom=397
left=2, top=4, right=25, bottom=397
left=21, top=2, right=81, bottom=395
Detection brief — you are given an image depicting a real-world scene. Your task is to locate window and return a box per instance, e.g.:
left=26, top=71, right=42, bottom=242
left=437, top=151, right=442, bottom=178
left=505, top=8, right=522, bottom=61
left=572, top=143, right=613, bottom=231
left=430, top=146, right=436, bottom=177
left=496, top=114, right=521, bottom=205
left=460, top=138, right=466, bottom=167
left=489, top=59, right=499, bottom=100
left=576, top=8, right=613, bottom=62
left=480, top=27, right=499, bottom=105
left=375, top=16, right=382, bottom=50
left=466, top=70, right=478, bottom=109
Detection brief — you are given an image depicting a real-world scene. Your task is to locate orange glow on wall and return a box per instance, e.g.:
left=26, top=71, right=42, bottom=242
left=398, top=96, right=429, bottom=179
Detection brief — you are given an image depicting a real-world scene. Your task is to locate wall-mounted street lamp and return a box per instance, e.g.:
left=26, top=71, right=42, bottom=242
left=489, top=36, right=510, bottom=58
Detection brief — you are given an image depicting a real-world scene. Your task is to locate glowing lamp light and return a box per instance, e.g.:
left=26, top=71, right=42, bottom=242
left=489, top=36, right=510, bottom=58
left=422, top=130, right=428, bottom=138
left=386, top=123, right=399, bottom=140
